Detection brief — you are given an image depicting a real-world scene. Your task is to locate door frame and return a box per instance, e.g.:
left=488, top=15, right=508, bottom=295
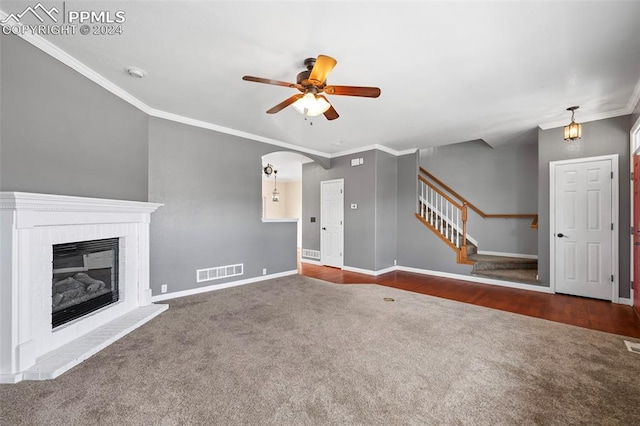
left=630, top=116, right=640, bottom=307
left=549, top=154, right=619, bottom=302
left=320, top=178, right=344, bottom=268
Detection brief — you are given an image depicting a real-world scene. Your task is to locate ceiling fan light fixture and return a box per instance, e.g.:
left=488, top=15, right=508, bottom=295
left=292, top=93, right=331, bottom=117
left=564, top=106, right=582, bottom=141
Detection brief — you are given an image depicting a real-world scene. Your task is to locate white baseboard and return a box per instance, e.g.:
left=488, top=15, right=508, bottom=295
left=476, top=251, right=538, bottom=260
left=617, top=297, right=632, bottom=306
left=151, top=270, right=298, bottom=302
left=396, top=266, right=553, bottom=294
left=300, top=258, right=322, bottom=266
left=342, top=265, right=396, bottom=276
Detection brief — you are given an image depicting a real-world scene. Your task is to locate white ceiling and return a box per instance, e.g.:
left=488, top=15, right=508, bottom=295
left=2, top=0, right=639, bottom=156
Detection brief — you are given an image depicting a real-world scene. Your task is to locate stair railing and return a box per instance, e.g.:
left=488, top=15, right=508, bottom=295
left=416, top=175, right=470, bottom=261
left=419, top=167, right=538, bottom=229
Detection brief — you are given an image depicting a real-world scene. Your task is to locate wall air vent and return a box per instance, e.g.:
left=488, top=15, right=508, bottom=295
left=196, top=263, right=243, bottom=283
left=302, top=249, right=321, bottom=260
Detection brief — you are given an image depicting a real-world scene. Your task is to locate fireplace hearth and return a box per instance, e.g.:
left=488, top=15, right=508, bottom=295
left=0, top=192, right=165, bottom=383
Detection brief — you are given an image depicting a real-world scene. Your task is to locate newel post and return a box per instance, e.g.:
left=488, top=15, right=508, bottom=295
left=461, top=203, right=468, bottom=258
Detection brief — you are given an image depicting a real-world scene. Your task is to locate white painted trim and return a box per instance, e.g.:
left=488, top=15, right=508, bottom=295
left=342, top=265, right=396, bottom=277
left=261, top=218, right=298, bottom=223
left=539, top=107, right=637, bottom=131
left=395, top=266, right=554, bottom=294
left=0, top=192, right=162, bottom=214
left=331, top=144, right=418, bottom=158
left=539, top=76, right=640, bottom=130
left=627, top=77, right=640, bottom=119
left=418, top=196, right=479, bottom=247
left=0, top=11, right=420, bottom=161
left=617, top=297, right=632, bottom=306
left=476, top=251, right=538, bottom=260
left=148, top=109, right=330, bottom=159
left=629, top=115, right=640, bottom=307
left=549, top=155, right=619, bottom=302
left=151, top=270, right=298, bottom=302
left=300, top=258, right=322, bottom=266
left=0, top=10, right=151, bottom=115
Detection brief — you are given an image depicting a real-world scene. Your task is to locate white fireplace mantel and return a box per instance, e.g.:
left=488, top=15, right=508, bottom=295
left=0, top=192, right=166, bottom=383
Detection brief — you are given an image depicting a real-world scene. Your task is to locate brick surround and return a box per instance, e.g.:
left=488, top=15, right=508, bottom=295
left=0, top=192, right=163, bottom=383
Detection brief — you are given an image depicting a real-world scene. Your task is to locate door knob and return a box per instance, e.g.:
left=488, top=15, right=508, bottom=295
left=322, top=227, right=327, bottom=230
left=557, top=233, right=567, bottom=238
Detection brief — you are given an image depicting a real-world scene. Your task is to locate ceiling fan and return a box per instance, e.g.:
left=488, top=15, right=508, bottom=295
left=242, top=55, right=380, bottom=121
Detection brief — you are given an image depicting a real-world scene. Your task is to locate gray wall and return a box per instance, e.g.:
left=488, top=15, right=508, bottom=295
left=538, top=115, right=632, bottom=297
left=375, top=151, right=398, bottom=270
left=0, top=33, right=149, bottom=201
left=148, top=118, right=297, bottom=295
left=0, top=32, right=296, bottom=297
left=396, top=152, right=473, bottom=275
left=420, top=140, right=538, bottom=255
left=302, top=150, right=377, bottom=270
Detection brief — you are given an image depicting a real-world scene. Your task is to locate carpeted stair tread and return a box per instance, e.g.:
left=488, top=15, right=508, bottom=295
left=468, top=254, right=537, bottom=271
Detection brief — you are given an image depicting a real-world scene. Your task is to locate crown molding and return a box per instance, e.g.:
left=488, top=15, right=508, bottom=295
left=330, top=144, right=417, bottom=158
left=147, top=109, right=331, bottom=159
left=538, top=77, right=640, bottom=130
left=1, top=9, right=416, bottom=160
left=0, top=9, right=150, bottom=113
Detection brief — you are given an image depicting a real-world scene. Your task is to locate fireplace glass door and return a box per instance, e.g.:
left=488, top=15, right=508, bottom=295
left=52, top=238, right=119, bottom=328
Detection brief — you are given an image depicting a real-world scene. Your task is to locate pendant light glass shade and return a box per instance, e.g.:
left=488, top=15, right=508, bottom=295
left=272, top=170, right=280, bottom=202
left=564, top=106, right=582, bottom=141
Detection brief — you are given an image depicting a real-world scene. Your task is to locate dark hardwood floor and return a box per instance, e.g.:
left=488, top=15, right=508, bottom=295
left=299, top=262, right=640, bottom=339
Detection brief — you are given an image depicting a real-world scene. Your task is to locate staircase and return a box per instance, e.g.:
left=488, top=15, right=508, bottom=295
left=416, top=168, right=539, bottom=283
left=467, top=254, right=538, bottom=284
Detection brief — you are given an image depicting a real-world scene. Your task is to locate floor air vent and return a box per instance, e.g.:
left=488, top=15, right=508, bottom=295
left=624, top=340, right=640, bottom=354
left=197, top=263, right=243, bottom=283
left=302, top=249, right=321, bottom=260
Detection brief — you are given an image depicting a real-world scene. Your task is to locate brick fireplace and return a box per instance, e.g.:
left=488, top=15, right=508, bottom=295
left=0, top=192, right=167, bottom=383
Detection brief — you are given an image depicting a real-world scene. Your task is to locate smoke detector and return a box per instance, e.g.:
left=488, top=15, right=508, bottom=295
left=126, top=67, right=146, bottom=79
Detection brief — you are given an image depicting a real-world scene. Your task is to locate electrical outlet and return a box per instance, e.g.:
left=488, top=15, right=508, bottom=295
left=394, top=260, right=397, bottom=266
left=161, top=284, right=167, bottom=293
left=262, top=268, right=267, bottom=275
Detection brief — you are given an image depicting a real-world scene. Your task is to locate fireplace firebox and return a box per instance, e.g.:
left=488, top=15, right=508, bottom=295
left=52, top=238, right=119, bottom=328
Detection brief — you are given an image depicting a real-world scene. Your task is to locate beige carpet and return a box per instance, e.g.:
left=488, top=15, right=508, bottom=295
left=2, top=275, right=640, bottom=425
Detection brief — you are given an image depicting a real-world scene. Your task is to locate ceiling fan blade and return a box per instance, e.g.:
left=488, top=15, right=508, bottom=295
left=324, top=85, right=381, bottom=98
left=309, top=55, right=337, bottom=85
left=243, top=75, right=298, bottom=89
left=319, top=96, right=339, bottom=120
left=266, top=94, right=303, bottom=114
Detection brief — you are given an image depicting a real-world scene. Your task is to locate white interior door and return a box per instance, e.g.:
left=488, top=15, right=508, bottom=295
left=552, top=157, right=615, bottom=300
left=321, top=179, right=344, bottom=268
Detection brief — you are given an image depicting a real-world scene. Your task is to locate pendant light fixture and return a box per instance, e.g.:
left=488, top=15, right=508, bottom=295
left=564, top=106, right=582, bottom=141
left=272, top=170, right=280, bottom=202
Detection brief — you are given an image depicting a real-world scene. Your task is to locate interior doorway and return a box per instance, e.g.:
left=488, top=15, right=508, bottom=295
left=261, top=151, right=312, bottom=249
left=550, top=155, right=618, bottom=301
left=320, top=179, right=344, bottom=268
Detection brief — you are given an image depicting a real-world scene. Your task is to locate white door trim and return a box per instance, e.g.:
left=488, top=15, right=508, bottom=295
left=629, top=116, right=640, bottom=307
left=549, top=154, right=619, bottom=302
left=320, top=178, right=344, bottom=268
